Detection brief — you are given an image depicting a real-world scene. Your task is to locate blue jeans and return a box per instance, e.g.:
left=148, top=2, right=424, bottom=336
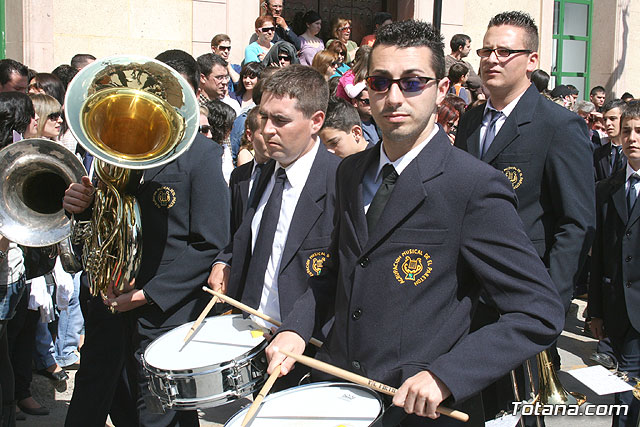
left=33, top=321, right=56, bottom=370
left=55, top=273, right=83, bottom=367
left=0, top=276, right=26, bottom=321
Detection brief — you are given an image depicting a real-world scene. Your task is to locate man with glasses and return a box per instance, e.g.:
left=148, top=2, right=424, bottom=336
left=266, top=19, right=564, bottom=426
left=455, top=11, right=595, bottom=422
left=197, top=53, right=240, bottom=115
left=353, top=88, right=380, bottom=146
left=211, top=34, right=241, bottom=94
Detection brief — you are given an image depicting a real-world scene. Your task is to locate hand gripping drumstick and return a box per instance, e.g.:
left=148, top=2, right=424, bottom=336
left=202, top=287, right=324, bottom=348
left=183, top=295, right=219, bottom=343
left=241, top=365, right=281, bottom=426
left=274, top=348, right=469, bottom=423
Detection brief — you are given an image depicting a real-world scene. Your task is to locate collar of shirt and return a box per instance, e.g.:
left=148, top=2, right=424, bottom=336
left=626, top=162, right=640, bottom=183
left=484, top=88, right=527, bottom=122
left=275, top=138, right=320, bottom=188
left=375, top=125, right=439, bottom=181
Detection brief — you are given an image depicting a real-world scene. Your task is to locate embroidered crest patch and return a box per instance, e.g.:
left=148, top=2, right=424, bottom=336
left=392, top=249, right=433, bottom=286
left=306, top=251, right=330, bottom=276
left=503, top=166, right=523, bottom=189
left=152, top=186, right=176, bottom=209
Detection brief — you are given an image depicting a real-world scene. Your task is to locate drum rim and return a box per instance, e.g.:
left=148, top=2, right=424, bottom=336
left=223, top=381, right=384, bottom=426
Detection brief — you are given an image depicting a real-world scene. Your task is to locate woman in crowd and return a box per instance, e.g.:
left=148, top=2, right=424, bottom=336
left=232, top=62, right=263, bottom=114
left=311, top=50, right=339, bottom=81
left=326, top=40, right=350, bottom=78
left=437, top=95, right=467, bottom=144
left=294, top=10, right=324, bottom=66
left=204, top=99, right=236, bottom=184
left=0, top=93, right=33, bottom=426
left=30, top=94, right=63, bottom=140
left=28, top=73, right=65, bottom=105
left=336, top=45, right=371, bottom=101
left=245, top=16, right=276, bottom=64
left=328, top=18, right=358, bottom=64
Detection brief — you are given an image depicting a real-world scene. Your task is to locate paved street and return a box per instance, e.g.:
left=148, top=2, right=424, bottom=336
left=24, top=298, right=616, bottom=426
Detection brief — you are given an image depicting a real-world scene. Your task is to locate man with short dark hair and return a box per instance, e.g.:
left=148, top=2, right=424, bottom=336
left=353, top=88, right=381, bottom=146
left=196, top=53, right=240, bottom=115
left=591, top=85, right=607, bottom=112
left=267, top=19, right=564, bottom=425
left=70, top=54, right=96, bottom=70
left=444, top=33, right=482, bottom=96
left=208, top=65, right=339, bottom=389
left=360, top=11, right=393, bottom=47
left=455, top=10, right=595, bottom=421
left=211, top=33, right=241, bottom=92
left=0, top=59, right=28, bottom=93
left=594, top=99, right=628, bottom=181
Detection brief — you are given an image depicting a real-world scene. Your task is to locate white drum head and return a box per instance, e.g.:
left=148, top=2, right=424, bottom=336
left=225, top=382, right=382, bottom=427
left=144, top=315, right=265, bottom=371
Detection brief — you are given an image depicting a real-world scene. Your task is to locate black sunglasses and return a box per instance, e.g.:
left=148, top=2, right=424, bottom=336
left=217, top=46, right=231, bottom=51
left=278, top=55, right=291, bottom=61
left=366, top=76, right=437, bottom=93
left=47, top=112, right=62, bottom=121
left=199, top=125, right=212, bottom=134
left=356, top=97, right=370, bottom=105
left=476, top=48, right=532, bottom=58
left=260, top=27, right=276, bottom=33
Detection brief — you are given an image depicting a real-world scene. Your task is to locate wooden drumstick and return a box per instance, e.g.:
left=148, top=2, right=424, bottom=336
left=202, top=287, right=324, bottom=348
left=274, top=348, right=469, bottom=423
left=241, top=365, right=281, bottom=426
left=183, top=295, right=218, bottom=343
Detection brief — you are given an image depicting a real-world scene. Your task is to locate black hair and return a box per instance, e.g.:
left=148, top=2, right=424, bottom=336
left=621, top=92, right=635, bottom=101
left=292, top=10, right=322, bottom=36
left=530, top=69, right=550, bottom=93
left=237, top=62, right=264, bottom=95
left=322, top=97, right=361, bottom=132
left=203, top=99, right=236, bottom=143
left=374, top=12, right=393, bottom=27
left=0, top=92, right=35, bottom=148
left=590, top=86, right=605, bottom=96
left=252, top=66, right=280, bottom=105
left=0, top=59, right=28, bottom=85
left=621, top=100, right=640, bottom=121
left=566, top=84, right=579, bottom=96
left=449, top=34, right=470, bottom=52
left=70, top=54, right=96, bottom=69
left=448, top=63, right=468, bottom=84
left=196, top=53, right=228, bottom=78
left=373, top=20, right=445, bottom=80
left=261, top=64, right=329, bottom=117
left=51, top=65, right=79, bottom=90
left=603, top=99, right=626, bottom=113
left=30, top=73, right=66, bottom=105
left=488, top=11, right=539, bottom=51
left=156, top=49, right=200, bottom=92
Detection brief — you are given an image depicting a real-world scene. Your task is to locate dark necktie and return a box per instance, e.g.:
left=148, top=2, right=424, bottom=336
left=243, top=167, right=287, bottom=309
left=628, top=175, right=639, bottom=217
left=481, top=109, right=502, bottom=158
left=246, top=162, right=266, bottom=211
left=366, top=164, right=398, bottom=231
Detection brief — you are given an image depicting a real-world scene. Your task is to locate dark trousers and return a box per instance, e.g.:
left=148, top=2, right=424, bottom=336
left=7, top=285, right=38, bottom=402
left=610, top=327, right=640, bottom=427
left=133, top=322, right=199, bottom=427
left=0, top=320, right=15, bottom=427
left=65, top=286, right=138, bottom=427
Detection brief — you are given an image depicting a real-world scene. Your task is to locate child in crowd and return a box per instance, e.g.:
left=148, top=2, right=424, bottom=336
left=448, top=62, right=470, bottom=105
left=319, top=97, right=368, bottom=158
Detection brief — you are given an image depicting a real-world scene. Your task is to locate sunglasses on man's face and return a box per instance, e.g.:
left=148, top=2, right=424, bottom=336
left=366, top=76, right=438, bottom=93
left=217, top=45, right=231, bottom=51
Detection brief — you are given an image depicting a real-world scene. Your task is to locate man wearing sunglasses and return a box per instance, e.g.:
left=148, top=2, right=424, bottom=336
left=455, top=11, right=595, bottom=422
left=248, top=0, right=301, bottom=51
left=211, top=34, right=241, bottom=95
left=266, top=19, right=564, bottom=426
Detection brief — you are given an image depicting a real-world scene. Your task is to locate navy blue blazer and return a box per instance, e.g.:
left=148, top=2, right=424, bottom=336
left=134, top=133, right=231, bottom=328
left=589, top=169, right=640, bottom=340
left=282, top=130, right=564, bottom=403
left=455, top=84, right=596, bottom=309
left=218, top=144, right=339, bottom=325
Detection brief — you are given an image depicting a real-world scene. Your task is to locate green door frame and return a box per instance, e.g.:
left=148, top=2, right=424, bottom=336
left=552, top=0, right=593, bottom=99
left=0, top=0, right=5, bottom=59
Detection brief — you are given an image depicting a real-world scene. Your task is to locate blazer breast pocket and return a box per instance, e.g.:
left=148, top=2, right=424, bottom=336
left=494, top=153, right=531, bottom=164
left=300, top=236, right=331, bottom=251
left=390, top=228, right=448, bottom=245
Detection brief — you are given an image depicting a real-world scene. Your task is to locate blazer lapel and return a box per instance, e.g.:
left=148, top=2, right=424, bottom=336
left=465, top=109, right=484, bottom=159
left=279, top=147, right=328, bottom=272
left=482, top=84, right=538, bottom=164
left=350, top=145, right=379, bottom=253
left=611, top=169, right=628, bottom=224
left=363, top=131, right=448, bottom=254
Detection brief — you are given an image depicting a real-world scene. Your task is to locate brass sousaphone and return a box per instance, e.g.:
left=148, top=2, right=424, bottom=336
left=65, top=55, right=199, bottom=298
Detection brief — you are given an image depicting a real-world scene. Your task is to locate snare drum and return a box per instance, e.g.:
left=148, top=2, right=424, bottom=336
left=142, top=314, right=267, bottom=410
left=225, top=382, right=384, bottom=426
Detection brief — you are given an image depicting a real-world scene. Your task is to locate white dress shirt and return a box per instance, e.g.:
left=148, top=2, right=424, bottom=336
left=250, top=140, right=320, bottom=327
left=480, top=91, right=527, bottom=147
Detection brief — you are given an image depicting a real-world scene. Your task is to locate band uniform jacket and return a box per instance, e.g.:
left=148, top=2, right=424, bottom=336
left=218, top=144, right=339, bottom=328
left=589, top=169, right=640, bottom=340
left=134, top=133, right=231, bottom=328
left=281, top=130, right=565, bottom=404
left=594, top=141, right=625, bottom=182
left=229, top=160, right=253, bottom=236
left=455, top=84, right=596, bottom=309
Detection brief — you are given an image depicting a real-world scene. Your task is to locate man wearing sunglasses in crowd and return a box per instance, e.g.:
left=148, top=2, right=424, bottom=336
left=454, top=11, right=595, bottom=423
left=211, top=34, right=241, bottom=95
left=353, top=88, right=381, bottom=146
left=266, top=19, right=564, bottom=426
left=248, top=0, right=301, bottom=51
